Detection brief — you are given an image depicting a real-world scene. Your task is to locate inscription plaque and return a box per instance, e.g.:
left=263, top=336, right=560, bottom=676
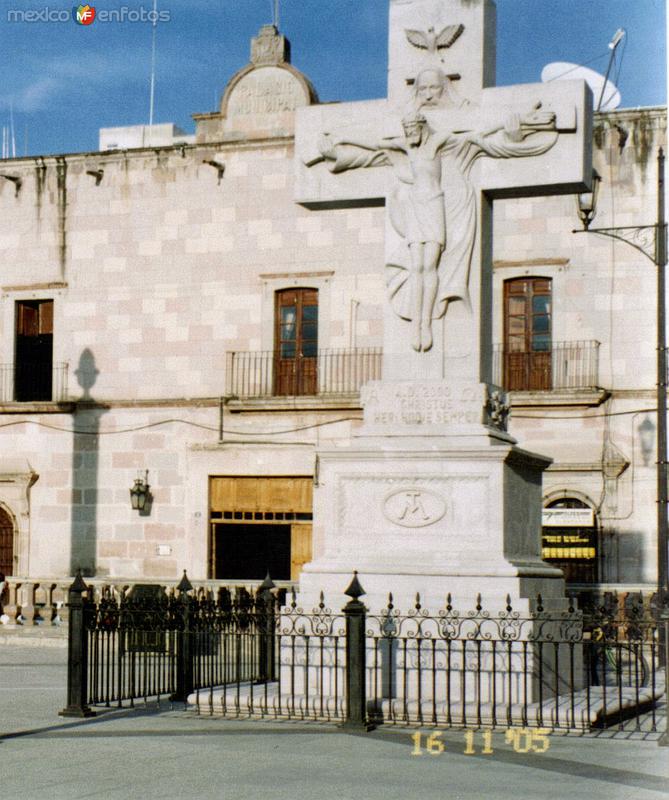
left=228, top=69, right=307, bottom=116
left=361, top=381, right=485, bottom=428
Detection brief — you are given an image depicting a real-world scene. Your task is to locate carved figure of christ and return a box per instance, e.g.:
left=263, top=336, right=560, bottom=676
left=318, top=104, right=559, bottom=352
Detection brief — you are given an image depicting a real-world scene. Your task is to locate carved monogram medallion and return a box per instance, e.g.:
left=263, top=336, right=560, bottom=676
left=383, top=487, right=446, bottom=528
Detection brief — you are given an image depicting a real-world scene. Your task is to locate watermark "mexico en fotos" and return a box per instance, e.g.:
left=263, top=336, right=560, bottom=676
left=7, top=5, right=171, bottom=25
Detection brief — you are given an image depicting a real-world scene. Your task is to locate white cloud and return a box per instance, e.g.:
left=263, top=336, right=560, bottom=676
left=17, top=76, right=62, bottom=111
left=0, top=47, right=201, bottom=115
left=0, top=76, right=62, bottom=113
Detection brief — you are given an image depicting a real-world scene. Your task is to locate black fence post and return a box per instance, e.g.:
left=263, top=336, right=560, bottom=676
left=257, top=573, right=276, bottom=683
left=660, top=606, right=669, bottom=746
left=172, top=571, right=194, bottom=703
left=59, top=571, right=95, bottom=717
left=342, top=572, right=373, bottom=731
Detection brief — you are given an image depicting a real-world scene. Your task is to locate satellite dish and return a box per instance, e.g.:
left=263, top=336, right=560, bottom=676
left=541, top=62, right=621, bottom=111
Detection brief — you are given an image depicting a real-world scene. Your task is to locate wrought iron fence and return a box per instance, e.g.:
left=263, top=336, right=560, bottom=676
left=364, top=593, right=660, bottom=732
left=60, top=574, right=664, bottom=735
left=59, top=573, right=279, bottom=716
left=492, top=341, right=600, bottom=391
left=226, top=348, right=382, bottom=398
left=0, top=362, right=69, bottom=402
left=202, top=592, right=348, bottom=722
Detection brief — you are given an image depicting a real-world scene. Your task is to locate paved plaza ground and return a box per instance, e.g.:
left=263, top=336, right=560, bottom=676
left=0, top=642, right=667, bottom=800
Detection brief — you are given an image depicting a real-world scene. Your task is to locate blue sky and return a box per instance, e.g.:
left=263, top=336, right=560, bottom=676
left=0, top=0, right=665, bottom=156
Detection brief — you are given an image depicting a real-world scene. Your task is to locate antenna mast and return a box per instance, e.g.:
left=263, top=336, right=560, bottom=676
left=598, top=28, right=625, bottom=111
left=147, top=0, right=158, bottom=145
left=9, top=102, right=16, bottom=158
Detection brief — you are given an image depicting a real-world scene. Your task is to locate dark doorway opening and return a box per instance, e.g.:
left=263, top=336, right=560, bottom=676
left=213, top=523, right=291, bottom=580
left=0, top=507, right=14, bottom=576
left=15, top=299, right=54, bottom=401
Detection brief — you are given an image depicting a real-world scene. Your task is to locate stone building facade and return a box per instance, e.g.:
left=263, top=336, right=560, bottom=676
left=0, top=25, right=665, bottom=606
left=493, top=106, right=666, bottom=589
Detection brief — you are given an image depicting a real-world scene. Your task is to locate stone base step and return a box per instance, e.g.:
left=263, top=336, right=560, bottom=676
left=0, top=624, right=67, bottom=647
left=187, top=680, right=665, bottom=731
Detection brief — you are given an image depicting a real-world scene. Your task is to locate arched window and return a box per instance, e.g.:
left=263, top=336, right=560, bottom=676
left=0, top=507, right=15, bottom=577
left=274, top=288, right=318, bottom=396
left=542, top=497, right=598, bottom=584
left=504, top=278, right=551, bottom=390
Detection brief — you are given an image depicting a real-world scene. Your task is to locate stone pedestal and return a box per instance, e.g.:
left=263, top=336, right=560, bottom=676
left=299, top=381, right=566, bottom=613
left=295, top=391, right=574, bottom=710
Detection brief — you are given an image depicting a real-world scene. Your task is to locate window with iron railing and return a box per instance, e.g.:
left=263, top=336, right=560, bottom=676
left=226, top=348, right=382, bottom=399
left=492, top=341, right=600, bottom=392
left=15, top=299, right=54, bottom=402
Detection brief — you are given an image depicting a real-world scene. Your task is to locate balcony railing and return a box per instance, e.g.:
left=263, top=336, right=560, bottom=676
left=226, top=348, right=382, bottom=399
left=492, top=341, right=600, bottom=392
left=0, top=362, right=69, bottom=403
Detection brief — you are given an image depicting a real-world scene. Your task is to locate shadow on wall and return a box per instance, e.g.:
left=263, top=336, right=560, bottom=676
left=69, top=349, right=108, bottom=577
left=600, top=528, right=650, bottom=584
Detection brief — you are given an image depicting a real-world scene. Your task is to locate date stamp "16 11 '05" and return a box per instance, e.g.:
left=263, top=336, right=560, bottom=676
left=410, top=728, right=551, bottom=757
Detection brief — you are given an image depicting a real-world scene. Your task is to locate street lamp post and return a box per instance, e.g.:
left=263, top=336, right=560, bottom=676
left=574, top=147, right=668, bottom=745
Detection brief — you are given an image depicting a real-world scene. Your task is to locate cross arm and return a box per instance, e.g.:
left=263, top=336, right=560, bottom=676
left=295, top=99, right=394, bottom=207
left=476, top=80, right=592, bottom=199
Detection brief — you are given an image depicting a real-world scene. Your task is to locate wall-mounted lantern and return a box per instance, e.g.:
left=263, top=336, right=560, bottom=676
left=575, top=170, right=601, bottom=230
left=130, top=470, right=150, bottom=511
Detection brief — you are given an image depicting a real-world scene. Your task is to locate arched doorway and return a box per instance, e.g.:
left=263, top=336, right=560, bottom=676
left=542, top=497, right=598, bottom=583
left=0, top=507, right=15, bottom=577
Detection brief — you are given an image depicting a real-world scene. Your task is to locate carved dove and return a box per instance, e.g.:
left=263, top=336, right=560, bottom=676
left=405, top=24, right=465, bottom=54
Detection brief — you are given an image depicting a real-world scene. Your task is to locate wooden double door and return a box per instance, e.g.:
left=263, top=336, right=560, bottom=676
left=209, top=477, right=313, bottom=581
left=504, top=279, right=551, bottom=391
left=274, top=289, right=318, bottom=396
left=0, top=507, right=15, bottom=577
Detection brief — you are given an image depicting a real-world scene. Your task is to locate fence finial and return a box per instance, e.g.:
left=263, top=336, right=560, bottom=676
left=177, top=570, right=193, bottom=594
left=259, top=572, right=276, bottom=592
left=344, top=571, right=365, bottom=600
left=69, top=569, right=88, bottom=593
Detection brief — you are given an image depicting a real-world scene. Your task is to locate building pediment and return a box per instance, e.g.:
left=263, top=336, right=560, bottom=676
left=194, top=25, right=318, bottom=143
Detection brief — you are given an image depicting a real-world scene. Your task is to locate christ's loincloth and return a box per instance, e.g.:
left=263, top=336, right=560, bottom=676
left=404, top=189, right=446, bottom=247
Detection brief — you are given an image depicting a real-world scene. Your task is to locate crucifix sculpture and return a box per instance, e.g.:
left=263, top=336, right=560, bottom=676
left=294, top=0, right=593, bottom=611
left=297, top=0, right=591, bottom=388
left=312, top=97, right=559, bottom=351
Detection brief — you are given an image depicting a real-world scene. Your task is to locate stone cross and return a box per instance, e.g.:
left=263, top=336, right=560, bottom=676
left=295, top=0, right=591, bottom=438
